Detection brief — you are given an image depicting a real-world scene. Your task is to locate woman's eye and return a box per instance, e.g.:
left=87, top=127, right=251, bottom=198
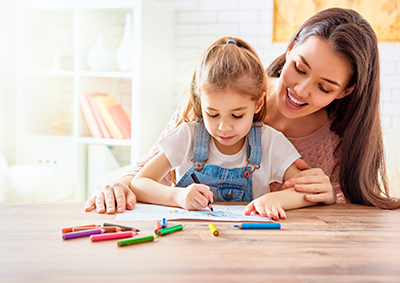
left=294, top=63, right=306, bottom=74
left=208, top=113, right=218, bottom=118
left=233, top=114, right=244, bottom=119
left=319, top=85, right=330, bottom=93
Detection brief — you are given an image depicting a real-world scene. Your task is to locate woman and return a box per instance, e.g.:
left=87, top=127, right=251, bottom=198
left=85, top=7, right=400, bottom=214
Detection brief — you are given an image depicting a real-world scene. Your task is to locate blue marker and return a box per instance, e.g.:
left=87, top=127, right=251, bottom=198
left=233, top=223, right=281, bottom=229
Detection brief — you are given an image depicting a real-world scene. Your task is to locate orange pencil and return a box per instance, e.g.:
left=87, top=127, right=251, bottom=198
left=62, top=224, right=100, bottom=233
left=154, top=221, right=161, bottom=234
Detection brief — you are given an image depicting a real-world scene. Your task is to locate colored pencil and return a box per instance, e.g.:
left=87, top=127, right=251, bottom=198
left=209, top=223, right=219, bottom=236
left=233, top=223, right=281, bottom=229
left=63, top=228, right=106, bottom=240
left=157, top=224, right=184, bottom=236
left=72, top=226, right=122, bottom=232
left=190, top=173, right=214, bottom=211
left=62, top=224, right=100, bottom=233
left=161, top=218, right=167, bottom=228
left=154, top=221, right=161, bottom=234
left=91, top=231, right=138, bottom=242
left=118, top=235, right=156, bottom=247
left=103, top=223, right=140, bottom=232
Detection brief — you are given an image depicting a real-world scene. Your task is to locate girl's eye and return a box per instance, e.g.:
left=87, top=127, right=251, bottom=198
left=233, top=114, right=244, bottom=119
left=294, top=63, right=306, bottom=74
left=208, top=113, right=218, bottom=118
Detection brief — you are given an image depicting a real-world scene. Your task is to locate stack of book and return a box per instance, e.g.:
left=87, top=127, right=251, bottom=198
left=79, top=93, right=131, bottom=139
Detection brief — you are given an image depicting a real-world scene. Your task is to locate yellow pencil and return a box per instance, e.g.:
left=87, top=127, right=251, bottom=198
left=209, top=223, right=219, bottom=236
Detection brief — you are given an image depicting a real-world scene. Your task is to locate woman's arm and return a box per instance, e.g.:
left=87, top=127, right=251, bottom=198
left=283, top=159, right=336, bottom=204
left=84, top=175, right=136, bottom=214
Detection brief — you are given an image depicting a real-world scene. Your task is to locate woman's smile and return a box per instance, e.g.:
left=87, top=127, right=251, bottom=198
left=285, top=90, right=308, bottom=110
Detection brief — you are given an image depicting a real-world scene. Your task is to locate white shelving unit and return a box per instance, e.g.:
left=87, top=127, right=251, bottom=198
left=15, top=0, right=174, bottom=200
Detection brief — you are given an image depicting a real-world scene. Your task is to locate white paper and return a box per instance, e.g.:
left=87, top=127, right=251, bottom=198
left=114, top=204, right=273, bottom=222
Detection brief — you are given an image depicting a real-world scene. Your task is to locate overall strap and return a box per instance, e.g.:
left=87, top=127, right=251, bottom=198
left=243, top=122, right=263, bottom=178
left=246, top=122, right=263, bottom=166
left=191, top=121, right=210, bottom=171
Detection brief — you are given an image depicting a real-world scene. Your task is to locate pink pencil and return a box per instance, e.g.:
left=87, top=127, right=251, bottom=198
left=90, top=231, right=138, bottom=242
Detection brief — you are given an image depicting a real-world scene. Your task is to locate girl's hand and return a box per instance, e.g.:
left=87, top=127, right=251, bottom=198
left=244, top=193, right=286, bottom=220
left=84, top=176, right=137, bottom=214
left=175, top=184, right=213, bottom=210
left=283, top=159, right=336, bottom=204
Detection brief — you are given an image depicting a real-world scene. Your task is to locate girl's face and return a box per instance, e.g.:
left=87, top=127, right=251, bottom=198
left=276, top=36, right=355, bottom=119
left=200, top=87, right=263, bottom=155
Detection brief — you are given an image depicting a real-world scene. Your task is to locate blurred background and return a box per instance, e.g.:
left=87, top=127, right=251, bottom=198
left=0, top=0, right=399, bottom=202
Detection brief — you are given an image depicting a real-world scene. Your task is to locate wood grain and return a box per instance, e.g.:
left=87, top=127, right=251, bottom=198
left=1, top=203, right=399, bottom=282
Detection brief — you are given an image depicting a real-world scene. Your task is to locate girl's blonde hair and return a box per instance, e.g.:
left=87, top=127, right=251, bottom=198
left=177, top=36, right=267, bottom=127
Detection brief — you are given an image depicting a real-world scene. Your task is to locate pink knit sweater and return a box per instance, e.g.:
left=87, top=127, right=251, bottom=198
left=123, top=108, right=346, bottom=203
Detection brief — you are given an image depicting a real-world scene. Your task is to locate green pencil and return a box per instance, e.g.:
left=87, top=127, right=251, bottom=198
left=117, top=235, right=155, bottom=247
left=157, top=224, right=184, bottom=236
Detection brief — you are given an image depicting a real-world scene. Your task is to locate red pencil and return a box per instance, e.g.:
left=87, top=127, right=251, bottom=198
left=90, top=231, right=138, bottom=242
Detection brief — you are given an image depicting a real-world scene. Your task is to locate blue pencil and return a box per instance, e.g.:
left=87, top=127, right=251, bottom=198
left=233, top=223, right=281, bottom=229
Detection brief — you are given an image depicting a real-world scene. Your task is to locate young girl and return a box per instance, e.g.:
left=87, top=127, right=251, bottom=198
left=130, top=37, right=315, bottom=219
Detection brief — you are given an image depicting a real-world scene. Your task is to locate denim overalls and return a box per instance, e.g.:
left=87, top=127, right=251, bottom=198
left=175, top=121, right=262, bottom=202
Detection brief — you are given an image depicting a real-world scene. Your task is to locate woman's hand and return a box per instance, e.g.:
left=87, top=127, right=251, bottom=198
left=283, top=159, right=336, bottom=205
left=244, top=193, right=286, bottom=220
left=175, top=184, right=213, bottom=211
left=84, top=176, right=137, bottom=214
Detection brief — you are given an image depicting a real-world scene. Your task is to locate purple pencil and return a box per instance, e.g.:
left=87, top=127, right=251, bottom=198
left=63, top=228, right=106, bottom=240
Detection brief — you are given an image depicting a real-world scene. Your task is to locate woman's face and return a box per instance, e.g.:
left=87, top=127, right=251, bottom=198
left=276, top=36, right=355, bottom=119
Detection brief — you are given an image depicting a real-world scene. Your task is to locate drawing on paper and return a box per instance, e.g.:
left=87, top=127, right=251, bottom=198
left=169, top=208, right=237, bottom=219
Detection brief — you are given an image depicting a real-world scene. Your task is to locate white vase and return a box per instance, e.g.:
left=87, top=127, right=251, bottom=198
left=115, top=13, right=133, bottom=71
left=87, top=34, right=112, bottom=71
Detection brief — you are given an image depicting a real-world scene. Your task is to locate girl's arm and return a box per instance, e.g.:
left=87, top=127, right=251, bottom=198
left=244, top=162, right=316, bottom=220
left=131, top=151, right=213, bottom=210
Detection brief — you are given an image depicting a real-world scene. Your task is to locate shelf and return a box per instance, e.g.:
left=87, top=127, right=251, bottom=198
left=23, top=70, right=75, bottom=76
left=16, top=0, right=174, bottom=201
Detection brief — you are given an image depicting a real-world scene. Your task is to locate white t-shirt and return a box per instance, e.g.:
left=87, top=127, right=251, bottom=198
left=158, top=122, right=301, bottom=198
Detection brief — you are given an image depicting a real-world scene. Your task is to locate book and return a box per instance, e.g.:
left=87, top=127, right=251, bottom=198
left=108, top=104, right=131, bottom=139
left=93, top=95, right=124, bottom=139
left=79, top=94, right=103, bottom=138
left=86, top=93, right=112, bottom=139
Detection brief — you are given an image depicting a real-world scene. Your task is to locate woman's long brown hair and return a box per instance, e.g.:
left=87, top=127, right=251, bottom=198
left=267, top=8, right=400, bottom=209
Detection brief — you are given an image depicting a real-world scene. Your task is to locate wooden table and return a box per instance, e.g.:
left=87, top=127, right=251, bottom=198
left=1, top=203, right=400, bottom=282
